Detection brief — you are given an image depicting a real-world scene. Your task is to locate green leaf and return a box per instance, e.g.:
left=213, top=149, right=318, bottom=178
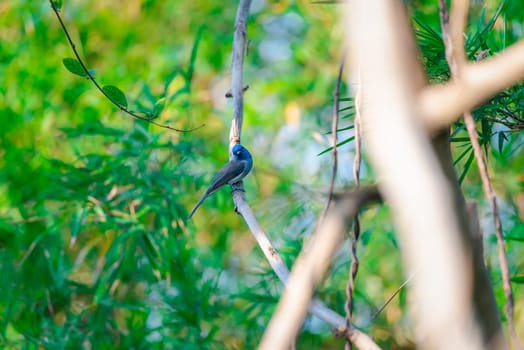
left=511, top=275, right=524, bottom=284
left=317, top=136, right=355, bottom=156
left=505, top=235, right=524, bottom=242
left=152, top=97, right=166, bottom=117
left=497, top=131, right=507, bottom=154
left=450, top=137, right=471, bottom=143
left=185, top=26, right=203, bottom=83
left=453, top=146, right=472, bottom=165
left=71, top=207, right=87, bottom=242
left=52, top=0, right=63, bottom=10
left=102, top=85, right=128, bottom=108
left=325, top=124, right=355, bottom=134
left=458, top=150, right=475, bottom=184
left=62, top=58, right=87, bottom=77
left=466, top=2, right=505, bottom=56
left=339, top=105, right=354, bottom=112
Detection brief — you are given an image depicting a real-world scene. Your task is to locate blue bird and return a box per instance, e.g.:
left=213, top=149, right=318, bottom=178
left=188, top=144, right=253, bottom=219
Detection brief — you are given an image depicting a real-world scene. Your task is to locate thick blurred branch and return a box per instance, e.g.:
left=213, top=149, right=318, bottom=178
left=347, top=1, right=485, bottom=349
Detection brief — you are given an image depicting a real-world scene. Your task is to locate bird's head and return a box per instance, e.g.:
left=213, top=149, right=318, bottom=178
left=231, top=144, right=252, bottom=161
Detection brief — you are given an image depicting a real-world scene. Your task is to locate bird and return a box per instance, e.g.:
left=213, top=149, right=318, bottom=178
left=188, top=144, right=253, bottom=219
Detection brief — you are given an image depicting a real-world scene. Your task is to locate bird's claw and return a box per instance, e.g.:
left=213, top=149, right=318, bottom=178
left=231, top=181, right=245, bottom=192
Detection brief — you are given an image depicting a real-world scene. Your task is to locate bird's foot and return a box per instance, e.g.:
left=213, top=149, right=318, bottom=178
left=230, top=181, right=245, bottom=192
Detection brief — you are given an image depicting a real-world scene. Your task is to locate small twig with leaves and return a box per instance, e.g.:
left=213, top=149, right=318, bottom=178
left=49, top=0, right=203, bottom=133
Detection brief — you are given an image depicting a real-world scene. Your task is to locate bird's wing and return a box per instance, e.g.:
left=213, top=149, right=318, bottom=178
left=205, top=160, right=245, bottom=195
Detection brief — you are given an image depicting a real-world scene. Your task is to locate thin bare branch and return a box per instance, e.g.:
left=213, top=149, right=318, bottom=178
left=353, top=79, right=362, bottom=189
left=228, top=0, right=251, bottom=223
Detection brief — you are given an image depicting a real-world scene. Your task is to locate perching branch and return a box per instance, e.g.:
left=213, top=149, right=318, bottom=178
left=438, top=2, right=521, bottom=348
left=49, top=0, right=203, bottom=133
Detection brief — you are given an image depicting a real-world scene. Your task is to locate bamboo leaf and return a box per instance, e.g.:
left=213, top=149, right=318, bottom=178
left=317, top=136, right=355, bottom=156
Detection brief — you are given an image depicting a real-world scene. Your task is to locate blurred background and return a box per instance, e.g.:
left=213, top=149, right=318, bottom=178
left=0, top=0, right=522, bottom=348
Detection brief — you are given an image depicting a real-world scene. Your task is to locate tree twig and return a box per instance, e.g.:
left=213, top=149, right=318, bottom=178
left=48, top=0, right=203, bottom=133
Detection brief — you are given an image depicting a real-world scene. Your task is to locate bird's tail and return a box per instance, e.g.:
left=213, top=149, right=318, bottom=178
left=187, top=194, right=208, bottom=219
